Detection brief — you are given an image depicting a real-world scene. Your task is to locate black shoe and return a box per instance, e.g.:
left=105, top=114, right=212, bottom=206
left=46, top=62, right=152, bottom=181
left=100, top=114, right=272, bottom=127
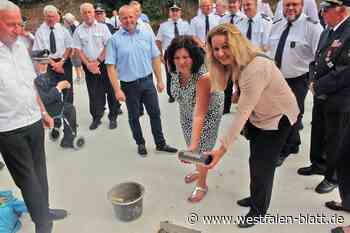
left=117, top=108, right=123, bottom=115
left=35, top=222, right=53, bottom=233
left=290, top=146, right=299, bottom=154
left=297, top=165, right=326, bottom=176
left=60, top=138, right=74, bottom=148
left=237, top=197, right=251, bottom=207
left=109, top=120, right=117, bottom=129
left=223, top=109, right=230, bottom=115
left=49, top=208, right=68, bottom=221
left=237, top=209, right=260, bottom=228
left=137, top=144, right=147, bottom=157
left=0, top=161, right=4, bottom=170
left=168, top=97, right=175, bottom=103
left=276, top=155, right=287, bottom=167
left=315, top=179, right=337, bottom=194
left=325, top=201, right=350, bottom=212
left=156, top=144, right=178, bottom=153
left=89, top=119, right=101, bottom=130
left=139, top=111, right=144, bottom=117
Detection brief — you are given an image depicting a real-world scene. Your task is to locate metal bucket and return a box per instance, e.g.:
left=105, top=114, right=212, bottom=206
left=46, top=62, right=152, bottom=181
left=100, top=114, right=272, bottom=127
left=107, top=182, right=145, bottom=222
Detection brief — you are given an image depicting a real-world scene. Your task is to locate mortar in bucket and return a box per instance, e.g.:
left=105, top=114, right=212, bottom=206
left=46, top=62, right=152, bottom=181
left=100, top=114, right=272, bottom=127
left=107, top=182, right=145, bottom=222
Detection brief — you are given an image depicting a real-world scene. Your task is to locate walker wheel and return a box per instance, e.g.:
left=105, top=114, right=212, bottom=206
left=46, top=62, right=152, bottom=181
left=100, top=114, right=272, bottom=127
left=73, top=136, right=85, bottom=150
left=49, top=128, right=60, bottom=141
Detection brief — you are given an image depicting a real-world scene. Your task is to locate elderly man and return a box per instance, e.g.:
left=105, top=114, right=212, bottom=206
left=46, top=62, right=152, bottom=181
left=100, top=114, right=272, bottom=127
left=33, top=5, right=74, bottom=104
left=0, top=1, right=67, bottom=233
left=214, top=0, right=228, bottom=18
left=130, top=0, right=150, bottom=23
left=106, top=5, right=177, bottom=156
left=190, top=0, right=220, bottom=49
left=220, top=0, right=247, bottom=25
left=301, top=0, right=350, bottom=194
left=73, top=3, right=121, bottom=130
left=156, top=2, right=190, bottom=103
left=274, top=0, right=320, bottom=22
left=268, top=0, right=323, bottom=166
left=237, top=0, right=272, bottom=50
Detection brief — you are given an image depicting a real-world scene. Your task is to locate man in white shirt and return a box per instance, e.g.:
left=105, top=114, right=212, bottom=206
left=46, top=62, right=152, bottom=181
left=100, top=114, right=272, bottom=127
left=274, top=0, right=320, bottom=22
left=191, top=0, right=220, bottom=49
left=237, top=0, right=272, bottom=50
left=33, top=5, right=74, bottom=103
left=268, top=0, right=323, bottom=166
left=156, top=2, right=190, bottom=103
left=0, top=1, right=67, bottom=233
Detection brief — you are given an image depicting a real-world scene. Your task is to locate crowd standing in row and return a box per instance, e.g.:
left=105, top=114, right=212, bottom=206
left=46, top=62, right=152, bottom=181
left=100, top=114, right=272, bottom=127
left=0, top=0, right=350, bottom=232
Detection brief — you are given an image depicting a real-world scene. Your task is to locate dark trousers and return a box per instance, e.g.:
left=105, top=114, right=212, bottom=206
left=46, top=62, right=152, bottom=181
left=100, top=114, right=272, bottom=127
left=121, top=74, right=166, bottom=146
left=165, top=62, right=173, bottom=99
left=48, top=59, right=73, bottom=104
left=309, top=98, right=327, bottom=169
left=248, top=116, right=292, bottom=215
left=83, top=63, right=120, bottom=121
left=338, top=124, right=350, bottom=210
left=324, top=111, right=350, bottom=183
left=53, top=103, right=77, bottom=141
left=223, top=79, right=233, bottom=113
left=0, top=120, right=50, bottom=226
left=282, top=74, right=308, bottom=157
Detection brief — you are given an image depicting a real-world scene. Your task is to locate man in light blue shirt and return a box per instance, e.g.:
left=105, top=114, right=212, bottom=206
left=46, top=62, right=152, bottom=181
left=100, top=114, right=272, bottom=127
left=106, top=5, right=177, bottom=157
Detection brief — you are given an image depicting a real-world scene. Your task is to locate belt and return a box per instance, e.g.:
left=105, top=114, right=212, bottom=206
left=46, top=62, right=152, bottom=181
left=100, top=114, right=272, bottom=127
left=120, top=74, right=152, bottom=85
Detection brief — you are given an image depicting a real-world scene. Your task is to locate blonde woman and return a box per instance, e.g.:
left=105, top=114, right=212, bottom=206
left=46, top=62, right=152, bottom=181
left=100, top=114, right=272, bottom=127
left=204, top=23, right=299, bottom=227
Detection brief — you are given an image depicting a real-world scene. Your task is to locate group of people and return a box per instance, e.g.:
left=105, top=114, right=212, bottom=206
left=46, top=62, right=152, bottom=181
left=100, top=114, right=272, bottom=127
left=1, top=0, right=350, bottom=232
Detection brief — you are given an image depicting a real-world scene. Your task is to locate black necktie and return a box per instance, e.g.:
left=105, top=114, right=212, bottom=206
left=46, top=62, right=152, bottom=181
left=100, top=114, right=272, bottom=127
left=49, top=26, right=56, bottom=54
left=205, top=15, right=210, bottom=36
left=327, top=28, right=334, bottom=42
left=246, top=18, right=253, bottom=40
left=174, top=22, right=179, bottom=37
left=230, top=14, right=235, bottom=24
left=275, top=22, right=292, bottom=69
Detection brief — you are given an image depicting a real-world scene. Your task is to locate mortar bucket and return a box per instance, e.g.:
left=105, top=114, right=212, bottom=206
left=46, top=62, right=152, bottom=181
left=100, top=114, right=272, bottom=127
left=107, top=182, right=145, bottom=222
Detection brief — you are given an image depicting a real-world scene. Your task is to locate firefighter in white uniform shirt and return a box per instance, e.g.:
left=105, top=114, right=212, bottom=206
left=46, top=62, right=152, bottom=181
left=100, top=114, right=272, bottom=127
left=267, top=0, right=323, bottom=166
left=237, top=0, right=272, bottom=50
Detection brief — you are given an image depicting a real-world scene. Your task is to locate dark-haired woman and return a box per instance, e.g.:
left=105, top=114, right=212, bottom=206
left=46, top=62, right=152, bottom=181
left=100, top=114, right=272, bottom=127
left=166, top=35, right=224, bottom=202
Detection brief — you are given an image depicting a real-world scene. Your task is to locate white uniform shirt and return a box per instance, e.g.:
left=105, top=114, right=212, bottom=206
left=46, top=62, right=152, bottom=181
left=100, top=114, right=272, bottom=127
left=156, top=18, right=190, bottom=50
left=257, top=0, right=273, bottom=18
left=220, top=11, right=247, bottom=25
left=274, top=0, right=319, bottom=22
left=72, top=21, right=111, bottom=61
left=110, top=15, right=120, bottom=29
left=137, top=18, right=156, bottom=38
left=267, top=13, right=323, bottom=78
left=236, top=13, right=272, bottom=49
left=0, top=40, right=41, bottom=132
left=190, top=13, right=221, bottom=43
left=33, top=22, right=73, bottom=59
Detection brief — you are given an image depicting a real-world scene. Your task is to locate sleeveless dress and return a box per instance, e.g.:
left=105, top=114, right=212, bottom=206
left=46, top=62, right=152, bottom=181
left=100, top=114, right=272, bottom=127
left=171, top=66, right=224, bottom=153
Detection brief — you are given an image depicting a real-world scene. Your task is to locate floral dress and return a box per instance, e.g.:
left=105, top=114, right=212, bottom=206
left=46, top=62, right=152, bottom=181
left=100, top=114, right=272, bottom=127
left=171, top=66, right=224, bottom=153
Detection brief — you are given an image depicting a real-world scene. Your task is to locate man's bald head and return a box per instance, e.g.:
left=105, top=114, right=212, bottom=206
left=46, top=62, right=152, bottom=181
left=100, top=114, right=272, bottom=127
left=119, top=5, right=137, bottom=32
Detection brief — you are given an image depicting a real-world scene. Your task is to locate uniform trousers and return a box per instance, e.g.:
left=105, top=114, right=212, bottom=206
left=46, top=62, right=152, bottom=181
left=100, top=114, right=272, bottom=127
left=120, top=74, right=166, bottom=146
left=0, top=120, right=50, bottom=226
left=309, top=98, right=327, bottom=170
left=48, top=59, right=73, bottom=104
left=223, top=79, right=233, bottom=113
left=323, top=111, right=350, bottom=184
left=83, top=63, right=120, bottom=122
left=247, top=116, right=292, bottom=215
left=281, top=74, right=308, bottom=157
left=338, top=123, right=350, bottom=210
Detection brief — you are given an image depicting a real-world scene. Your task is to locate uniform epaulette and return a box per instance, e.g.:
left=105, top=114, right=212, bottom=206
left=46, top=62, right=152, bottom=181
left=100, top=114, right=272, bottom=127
left=273, top=18, right=282, bottom=24
left=261, top=13, right=271, bottom=21
left=306, top=17, right=318, bottom=24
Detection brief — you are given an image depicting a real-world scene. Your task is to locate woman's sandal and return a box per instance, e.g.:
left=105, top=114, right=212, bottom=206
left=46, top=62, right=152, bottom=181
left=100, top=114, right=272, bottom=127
left=187, top=186, right=208, bottom=203
left=184, top=171, right=199, bottom=184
